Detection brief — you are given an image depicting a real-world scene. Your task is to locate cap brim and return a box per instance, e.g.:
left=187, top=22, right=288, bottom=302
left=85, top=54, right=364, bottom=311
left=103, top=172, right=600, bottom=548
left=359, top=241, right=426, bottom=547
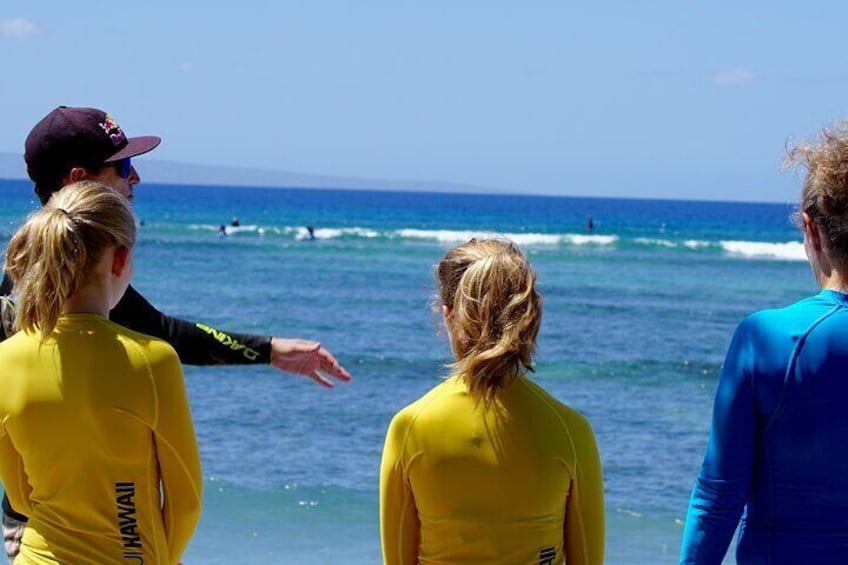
left=105, top=136, right=161, bottom=162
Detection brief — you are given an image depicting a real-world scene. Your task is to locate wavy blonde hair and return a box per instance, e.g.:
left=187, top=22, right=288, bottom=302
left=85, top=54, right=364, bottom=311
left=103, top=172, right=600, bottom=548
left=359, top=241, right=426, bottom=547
left=436, top=238, right=542, bottom=405
left=786, top=121, right=848, bottom=262
left=4, top=180, right=136, bottom=336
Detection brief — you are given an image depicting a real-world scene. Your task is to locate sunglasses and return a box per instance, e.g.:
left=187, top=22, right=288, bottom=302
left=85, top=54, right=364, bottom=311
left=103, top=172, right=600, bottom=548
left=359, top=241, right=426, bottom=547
left=113, top=158, right=132, bottom=179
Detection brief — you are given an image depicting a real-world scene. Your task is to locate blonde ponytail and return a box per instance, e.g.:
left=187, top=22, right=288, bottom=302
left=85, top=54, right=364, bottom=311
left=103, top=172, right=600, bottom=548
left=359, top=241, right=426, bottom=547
left=4, top=181, right=136, bottom=337
left=436, top=238, right=542, bottom=405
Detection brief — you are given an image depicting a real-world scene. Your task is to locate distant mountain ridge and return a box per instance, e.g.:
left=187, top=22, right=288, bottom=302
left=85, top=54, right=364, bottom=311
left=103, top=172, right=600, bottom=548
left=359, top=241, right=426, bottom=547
left=0, top=152, right=498, bottom=194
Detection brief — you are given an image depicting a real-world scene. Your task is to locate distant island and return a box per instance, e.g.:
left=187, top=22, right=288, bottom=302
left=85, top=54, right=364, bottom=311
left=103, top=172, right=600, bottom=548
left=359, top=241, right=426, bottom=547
left=0, top=151, right=797, bottom=203
left=0, top=152, right=499, bottom=194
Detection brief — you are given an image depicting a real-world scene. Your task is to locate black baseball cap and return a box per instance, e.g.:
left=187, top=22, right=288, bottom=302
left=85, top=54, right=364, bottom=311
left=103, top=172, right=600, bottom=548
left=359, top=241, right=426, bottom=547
left=25, top=106, right=161, bottom=187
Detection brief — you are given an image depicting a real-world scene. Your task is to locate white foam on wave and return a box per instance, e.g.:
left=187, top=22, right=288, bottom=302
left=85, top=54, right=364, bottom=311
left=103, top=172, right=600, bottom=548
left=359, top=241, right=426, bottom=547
left=189, top=224, right=618, bottom=246
left=256, top=227, right=282, bottom=236
left=224, top=225, right=258, bottom=235
left=294, top=226, right=380, bottom=240
left=189, top=223, right=261, bottom=235
left=395, top=229, right=479, bottom=243
left=632, top=237, right=713, bottom=250
left=395, top=229, right=615, bottom=246
left=720, top=240, right=806, bottom=261
left=506, top=233, right=562, bottom=245
left=561, top=234, right=618, bottom=246
left=633, top=237, right=677, bottom=248
left=188, top=224, right=218, bottom=231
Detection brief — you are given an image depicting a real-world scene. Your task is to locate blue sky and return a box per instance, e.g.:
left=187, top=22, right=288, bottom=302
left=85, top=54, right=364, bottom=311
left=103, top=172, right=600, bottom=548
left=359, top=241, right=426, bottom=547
left=2, top=1, right=847, bottom=201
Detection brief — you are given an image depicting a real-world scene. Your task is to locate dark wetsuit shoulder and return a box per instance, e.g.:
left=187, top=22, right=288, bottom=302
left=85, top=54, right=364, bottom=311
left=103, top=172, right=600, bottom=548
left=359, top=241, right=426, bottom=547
left=110, top=284, right=272, bottom=366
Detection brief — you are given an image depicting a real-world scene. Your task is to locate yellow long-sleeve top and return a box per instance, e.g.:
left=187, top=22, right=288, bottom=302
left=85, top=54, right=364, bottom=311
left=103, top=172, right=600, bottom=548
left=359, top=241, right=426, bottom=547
left=0, top=314, right=202, bottom=565
left=380, top=374, right=604, bottom=565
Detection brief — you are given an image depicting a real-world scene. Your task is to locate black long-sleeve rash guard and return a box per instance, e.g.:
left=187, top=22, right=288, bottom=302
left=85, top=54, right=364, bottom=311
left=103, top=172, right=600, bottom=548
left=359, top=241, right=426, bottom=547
left=110, top=284, right=272, bottom=365
left=0, top=273, right=273, bottom=520
left=0, top=274, right=272, bottom=365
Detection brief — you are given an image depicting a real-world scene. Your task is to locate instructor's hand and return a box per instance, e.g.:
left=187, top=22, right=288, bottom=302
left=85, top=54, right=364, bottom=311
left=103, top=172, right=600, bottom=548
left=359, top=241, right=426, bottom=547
left=270, top=338, right=351, bottom=388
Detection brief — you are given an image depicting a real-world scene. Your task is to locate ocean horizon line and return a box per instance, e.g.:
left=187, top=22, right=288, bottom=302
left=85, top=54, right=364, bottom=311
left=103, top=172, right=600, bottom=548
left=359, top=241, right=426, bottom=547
left=0, top=149, right=797, bottom=205
left=0, top=175, right=798, bottom=207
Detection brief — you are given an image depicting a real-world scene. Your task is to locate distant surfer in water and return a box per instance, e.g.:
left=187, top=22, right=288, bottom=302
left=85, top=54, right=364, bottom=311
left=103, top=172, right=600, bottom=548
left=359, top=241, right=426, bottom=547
left=231, top=216, right=240, bottom=227
left=307, top=225, right=316, bottom=240
left=218, top=224, right=227, bottom=238
left=586, top=215, right=594, bottom=234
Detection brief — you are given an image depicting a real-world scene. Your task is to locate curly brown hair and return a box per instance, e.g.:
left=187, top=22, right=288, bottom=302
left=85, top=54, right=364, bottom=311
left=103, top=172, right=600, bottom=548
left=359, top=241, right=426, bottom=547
left=785, top=122, right=848, bottom=262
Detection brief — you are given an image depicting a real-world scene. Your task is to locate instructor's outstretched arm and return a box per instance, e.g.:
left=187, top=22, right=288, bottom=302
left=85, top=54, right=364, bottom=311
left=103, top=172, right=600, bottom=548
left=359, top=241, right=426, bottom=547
left=271, top=338, right=351, bottom=388
left=110, top=283, right=351, bottom=386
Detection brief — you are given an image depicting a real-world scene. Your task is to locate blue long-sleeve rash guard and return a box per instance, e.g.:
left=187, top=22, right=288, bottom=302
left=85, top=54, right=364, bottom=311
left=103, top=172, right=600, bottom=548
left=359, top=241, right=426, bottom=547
left=680, top=290, right=848, bottom=565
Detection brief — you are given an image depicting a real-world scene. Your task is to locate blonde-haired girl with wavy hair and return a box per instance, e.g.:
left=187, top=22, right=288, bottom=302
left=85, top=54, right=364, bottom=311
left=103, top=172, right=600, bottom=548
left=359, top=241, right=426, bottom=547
left=0, top=181, right=201, bottom=565
left=380, top=238, right=604, bottom=565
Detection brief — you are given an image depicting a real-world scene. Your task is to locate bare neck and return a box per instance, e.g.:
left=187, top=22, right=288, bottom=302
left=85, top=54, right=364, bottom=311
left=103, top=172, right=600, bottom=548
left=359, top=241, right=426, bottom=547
left=62, top=279, right=111, bottom=318
left=820, top=270, right=848, bottom=293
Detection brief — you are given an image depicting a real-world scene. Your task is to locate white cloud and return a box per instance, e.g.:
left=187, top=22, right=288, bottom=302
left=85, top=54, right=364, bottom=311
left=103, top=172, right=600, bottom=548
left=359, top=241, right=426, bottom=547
left=713, top=68, right=756, bottom=86
left=0, top=18, right=38, bottom=38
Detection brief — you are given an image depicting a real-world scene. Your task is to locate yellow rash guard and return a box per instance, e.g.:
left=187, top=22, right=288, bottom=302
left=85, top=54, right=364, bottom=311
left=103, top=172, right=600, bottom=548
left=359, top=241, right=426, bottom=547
left=0, top=314, right=202, bottom=565
left=380, top=375, right=604, bottom=565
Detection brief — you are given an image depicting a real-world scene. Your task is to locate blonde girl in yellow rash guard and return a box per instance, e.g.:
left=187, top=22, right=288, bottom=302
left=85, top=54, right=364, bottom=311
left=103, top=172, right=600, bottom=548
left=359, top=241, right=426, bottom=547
left=380, top=238, right=604, bottom=565
left=0, top=181, right=201, bottom=565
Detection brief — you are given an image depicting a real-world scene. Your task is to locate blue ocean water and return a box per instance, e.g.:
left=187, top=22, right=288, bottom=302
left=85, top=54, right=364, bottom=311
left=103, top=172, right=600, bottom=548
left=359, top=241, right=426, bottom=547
left=0, top=179, right=812, bottom=564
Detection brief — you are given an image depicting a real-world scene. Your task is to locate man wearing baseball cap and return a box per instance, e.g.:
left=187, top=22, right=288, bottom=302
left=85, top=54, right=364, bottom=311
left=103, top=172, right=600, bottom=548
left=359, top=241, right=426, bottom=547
left=1, top=106, right=351, bottom=563
left=24, top=106, right=161, bottom=205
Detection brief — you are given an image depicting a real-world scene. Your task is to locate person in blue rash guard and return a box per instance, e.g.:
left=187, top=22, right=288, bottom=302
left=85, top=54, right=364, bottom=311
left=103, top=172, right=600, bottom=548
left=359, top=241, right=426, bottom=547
left=680, top=122, right=848, bottom=564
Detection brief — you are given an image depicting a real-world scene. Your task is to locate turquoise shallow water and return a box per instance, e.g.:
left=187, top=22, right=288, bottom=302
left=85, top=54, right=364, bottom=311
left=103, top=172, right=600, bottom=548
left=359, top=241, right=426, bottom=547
left=0, top=179, right=810, bottom=563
